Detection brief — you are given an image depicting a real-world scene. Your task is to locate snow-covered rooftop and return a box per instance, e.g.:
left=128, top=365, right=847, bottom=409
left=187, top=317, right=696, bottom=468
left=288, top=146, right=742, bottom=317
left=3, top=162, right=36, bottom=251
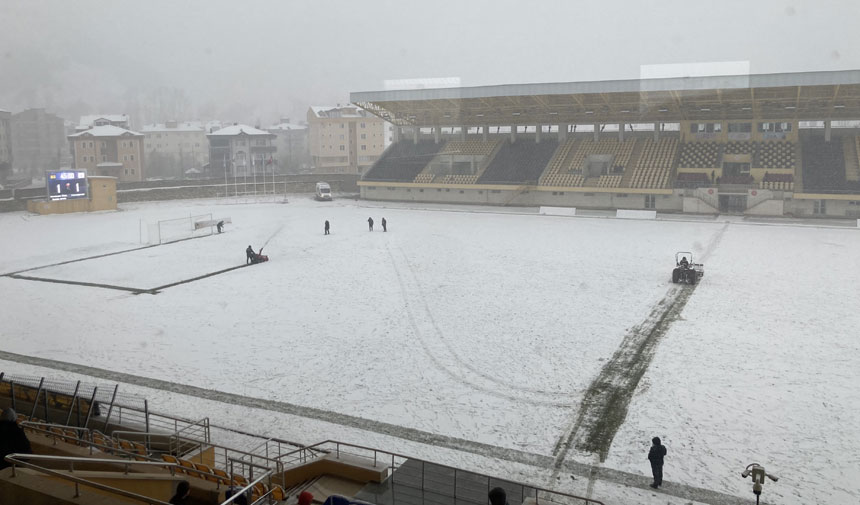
left=68, top=125, right=143, bottom=138
left=78, top=114, right=129, bottom=127
left=208, top=124, right=273, bottom=136
left=141, top=122, right=205, bottom=133
left=268, top=122, right=307, bottom=131
left=309, top=105, right=369, bottom=119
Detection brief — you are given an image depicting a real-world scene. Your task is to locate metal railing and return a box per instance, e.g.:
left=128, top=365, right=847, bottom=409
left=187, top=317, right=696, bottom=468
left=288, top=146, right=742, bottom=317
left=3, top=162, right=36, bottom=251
left=275, top=441, right=604, bottom=505
left=4, top=453, right=274, bottom=505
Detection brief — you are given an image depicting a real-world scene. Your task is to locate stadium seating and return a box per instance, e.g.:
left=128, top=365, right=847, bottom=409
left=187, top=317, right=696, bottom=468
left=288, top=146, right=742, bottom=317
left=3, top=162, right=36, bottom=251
left=801, top=136, right=853, bottom=192
left=567, top=138, right=636, bottom=173
left=438, top=140, right=499, bottom=156
left=539, top=173, right=584, bottom=187
left=724, top=141, right=754, bottom=155
left=595, top=175, right=623, bottom=188
left=437, top=174, right=479, bottom=184
left=539, top=139, right=578, bottom=185
left=678, top=141, right=721, bottom=168
left=412, top=173, right=435, bottom=183
left=755, top=141, right=796, bottom=169
left=478, top=139, right=559, bottom=184
left=760, top=173, right=795, bottom=191
left=363, top=140, right=448, bottom=182
left=629, top=138, right=678, bottom=188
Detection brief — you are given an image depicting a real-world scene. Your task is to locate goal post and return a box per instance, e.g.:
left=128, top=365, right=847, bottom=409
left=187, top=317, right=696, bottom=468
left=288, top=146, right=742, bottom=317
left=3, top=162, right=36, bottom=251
left=143, top=213, right=213, bottom=245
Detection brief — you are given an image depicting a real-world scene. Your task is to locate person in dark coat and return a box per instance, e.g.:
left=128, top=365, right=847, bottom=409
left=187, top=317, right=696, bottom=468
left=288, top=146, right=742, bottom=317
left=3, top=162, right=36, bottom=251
left=324, top=220, right=330, bottom=235
left=169, top=480, right=191, bottom=504
left=368, top=217, right=374, bottom=231
left=381, top=217, right=387, bottom=232
left=225, top=487, right=248, bottom=505
left=246, top=245, right=254, bottom=264
left=488, top=487, right=508, bottom=505
left=217, top=220, right=224, bottom=233
left=679, top=256, right=689, bottom=268
left=0, top=408, right=32, bottom=470
left=647, top=436, right=667, bottom=488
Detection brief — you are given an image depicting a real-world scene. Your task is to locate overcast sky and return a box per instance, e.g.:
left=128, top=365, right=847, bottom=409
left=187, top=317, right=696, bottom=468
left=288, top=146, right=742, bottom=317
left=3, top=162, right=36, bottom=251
left=2, top=0, right=858, bottom=126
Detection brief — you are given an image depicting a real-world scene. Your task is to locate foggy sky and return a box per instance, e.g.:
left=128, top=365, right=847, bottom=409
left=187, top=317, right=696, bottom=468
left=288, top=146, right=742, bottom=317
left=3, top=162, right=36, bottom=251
left=2, top=0, right=859, bottom=127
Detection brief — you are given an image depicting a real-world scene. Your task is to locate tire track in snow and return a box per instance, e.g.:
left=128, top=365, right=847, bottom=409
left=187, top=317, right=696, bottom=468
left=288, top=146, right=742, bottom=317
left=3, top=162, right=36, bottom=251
left=551, top=222, right=730, bottom=467
left=386, top=243, right=575, bottom=408
left=395, top=244, right=577, bottom=399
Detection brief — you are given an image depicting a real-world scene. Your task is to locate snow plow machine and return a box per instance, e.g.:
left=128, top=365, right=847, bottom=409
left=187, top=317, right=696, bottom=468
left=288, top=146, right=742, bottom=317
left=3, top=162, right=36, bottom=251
left=672, top=251, right=704, bottom=284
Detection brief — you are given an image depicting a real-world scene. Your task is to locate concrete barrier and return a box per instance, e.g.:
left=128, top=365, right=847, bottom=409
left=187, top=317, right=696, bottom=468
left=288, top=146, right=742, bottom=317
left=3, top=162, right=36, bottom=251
left=539, top=206, right=576, bottom=216
left=616, top=209, right=657, bottom=219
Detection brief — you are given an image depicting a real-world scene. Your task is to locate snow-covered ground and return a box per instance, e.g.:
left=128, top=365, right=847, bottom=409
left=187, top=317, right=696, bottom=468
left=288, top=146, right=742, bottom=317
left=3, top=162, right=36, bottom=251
left=1, top=196, right=858, bottom=505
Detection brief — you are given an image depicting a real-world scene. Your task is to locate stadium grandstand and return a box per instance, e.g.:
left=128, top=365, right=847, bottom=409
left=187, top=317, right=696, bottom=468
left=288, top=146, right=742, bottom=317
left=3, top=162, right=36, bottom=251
left=0, top=372, right=604, bottom=505
left=352, top=70, right=860, bottom=217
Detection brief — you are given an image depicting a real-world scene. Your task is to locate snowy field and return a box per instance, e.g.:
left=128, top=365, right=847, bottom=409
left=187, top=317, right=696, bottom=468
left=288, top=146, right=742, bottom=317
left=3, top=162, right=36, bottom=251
left=1, top=196, right=858, bottom=505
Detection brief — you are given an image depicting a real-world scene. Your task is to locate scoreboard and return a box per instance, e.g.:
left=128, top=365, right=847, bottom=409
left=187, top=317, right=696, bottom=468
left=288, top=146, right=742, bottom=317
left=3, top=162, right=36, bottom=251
left=47, top=170, right=88, bottom=201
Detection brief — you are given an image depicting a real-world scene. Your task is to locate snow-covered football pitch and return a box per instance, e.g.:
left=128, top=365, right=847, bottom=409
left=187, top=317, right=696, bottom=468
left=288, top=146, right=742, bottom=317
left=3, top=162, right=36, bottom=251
left=1, top=196, right=858, bottom=505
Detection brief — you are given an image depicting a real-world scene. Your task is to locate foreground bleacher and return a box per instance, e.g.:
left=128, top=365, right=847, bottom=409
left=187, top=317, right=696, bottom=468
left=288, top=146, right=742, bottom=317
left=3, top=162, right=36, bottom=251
left=1, top=372, right=604, bottom=505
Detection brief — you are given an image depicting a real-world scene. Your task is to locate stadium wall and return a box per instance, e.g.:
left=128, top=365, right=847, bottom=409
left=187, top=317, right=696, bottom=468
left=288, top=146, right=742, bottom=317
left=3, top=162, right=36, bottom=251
left=0, top=175, right=360, bottom=212
left=360, top=183, right=682, bottom=212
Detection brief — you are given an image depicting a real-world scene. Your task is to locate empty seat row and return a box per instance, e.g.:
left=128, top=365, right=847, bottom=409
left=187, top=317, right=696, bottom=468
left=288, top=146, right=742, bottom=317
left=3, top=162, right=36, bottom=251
left=539, top=173, right=584, bottom=187
left=630, top=138, right=678, bottom=188
left=679, top=141, right=720, bottom=168
left=412, top=173, right=435, bottom=183
left=437, top=174, right=479, bottom=184
left=439, top=140, right=499, bottom=156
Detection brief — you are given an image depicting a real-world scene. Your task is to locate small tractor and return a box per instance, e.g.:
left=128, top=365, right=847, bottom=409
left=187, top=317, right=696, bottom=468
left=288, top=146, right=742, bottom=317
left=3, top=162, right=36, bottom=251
left=672, top=251, right=704, bottom=284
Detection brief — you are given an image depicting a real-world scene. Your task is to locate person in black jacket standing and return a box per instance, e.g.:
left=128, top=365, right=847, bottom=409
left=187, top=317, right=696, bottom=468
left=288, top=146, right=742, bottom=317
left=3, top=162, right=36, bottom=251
left=648, top=436, right=667, bottom=488
left=0, top=408, right=32, bottom=469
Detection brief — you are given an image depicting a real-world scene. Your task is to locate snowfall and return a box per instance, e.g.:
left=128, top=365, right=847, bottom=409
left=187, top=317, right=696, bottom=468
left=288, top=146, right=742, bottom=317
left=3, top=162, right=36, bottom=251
left=0, top=195, right=858, bottom=505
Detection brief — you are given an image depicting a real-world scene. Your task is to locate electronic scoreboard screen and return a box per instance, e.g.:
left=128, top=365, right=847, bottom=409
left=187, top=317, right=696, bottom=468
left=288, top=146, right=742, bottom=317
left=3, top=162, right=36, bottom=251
left=46, top=170, right=88, bottom=201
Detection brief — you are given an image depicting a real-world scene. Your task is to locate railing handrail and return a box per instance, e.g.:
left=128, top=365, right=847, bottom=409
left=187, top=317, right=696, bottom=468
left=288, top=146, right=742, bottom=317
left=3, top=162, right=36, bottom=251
left=222, top=469, right=273, bottom=505
left=277, top=440, right=605, bottom=505
left=19, top=421, right=157, bottom=461
left=4, top=453, right=270, bottom=505
left=4, top=453, right=172, bottom=505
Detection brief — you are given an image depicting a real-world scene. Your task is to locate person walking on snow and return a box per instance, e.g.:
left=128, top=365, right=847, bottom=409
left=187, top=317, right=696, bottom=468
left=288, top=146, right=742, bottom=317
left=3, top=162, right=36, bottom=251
left=368, top=217, right=374, bottom=231
left=324, top=220, right=330, bottom=235
left=246, top=245, right=254, bottom=264
left=648, top=436, right=667, bottom=488
left=381, top=217, right=387, bottom=232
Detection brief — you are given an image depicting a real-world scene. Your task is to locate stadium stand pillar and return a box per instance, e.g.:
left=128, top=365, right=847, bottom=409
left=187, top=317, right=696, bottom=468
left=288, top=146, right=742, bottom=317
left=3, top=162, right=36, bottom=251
left=619, top=124, right=624, bottom=141
left=825, top=120, right=832, bottom=142
left=434, top=126, right=441, bottom=144
left=413, top=126, right=419, bottom=144
left=559, top=123, right=569, bottom=143
left=593, top=124, right=600, bottom=141
left=510, top=125, right=517, bottom=143
left=653, top=123, right=660, bottom=141
left=459, top=126, right=467, bottom=141
left=393, top=126, right=401, bottom=143
left=482, top=126, right=489, bottom=142
left=536, top=124, right=542, bottom=143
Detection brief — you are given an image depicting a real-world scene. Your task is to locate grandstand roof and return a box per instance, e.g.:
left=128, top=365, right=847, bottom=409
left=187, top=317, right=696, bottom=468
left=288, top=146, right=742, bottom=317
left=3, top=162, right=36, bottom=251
left=351, top=70, right=860, bottom=126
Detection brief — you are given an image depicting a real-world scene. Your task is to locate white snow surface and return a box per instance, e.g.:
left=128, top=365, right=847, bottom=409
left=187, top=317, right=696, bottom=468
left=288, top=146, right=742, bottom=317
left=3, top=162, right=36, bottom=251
left=1, top=197, right=858, bottom=505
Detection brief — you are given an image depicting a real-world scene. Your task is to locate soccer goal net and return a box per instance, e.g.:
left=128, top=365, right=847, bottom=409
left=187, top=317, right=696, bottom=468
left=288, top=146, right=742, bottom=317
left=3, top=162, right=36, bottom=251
left=144, top=213, right=213, bottom=245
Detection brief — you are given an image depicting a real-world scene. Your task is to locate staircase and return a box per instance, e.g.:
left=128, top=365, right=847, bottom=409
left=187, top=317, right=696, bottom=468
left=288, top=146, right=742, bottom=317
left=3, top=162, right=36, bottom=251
left=845, top=137, right=860, bottom=182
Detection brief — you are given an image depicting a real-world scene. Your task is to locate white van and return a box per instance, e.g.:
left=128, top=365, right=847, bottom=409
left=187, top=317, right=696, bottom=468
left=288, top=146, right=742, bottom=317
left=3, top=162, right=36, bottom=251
left=315, top=182, right=332, bottom=201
